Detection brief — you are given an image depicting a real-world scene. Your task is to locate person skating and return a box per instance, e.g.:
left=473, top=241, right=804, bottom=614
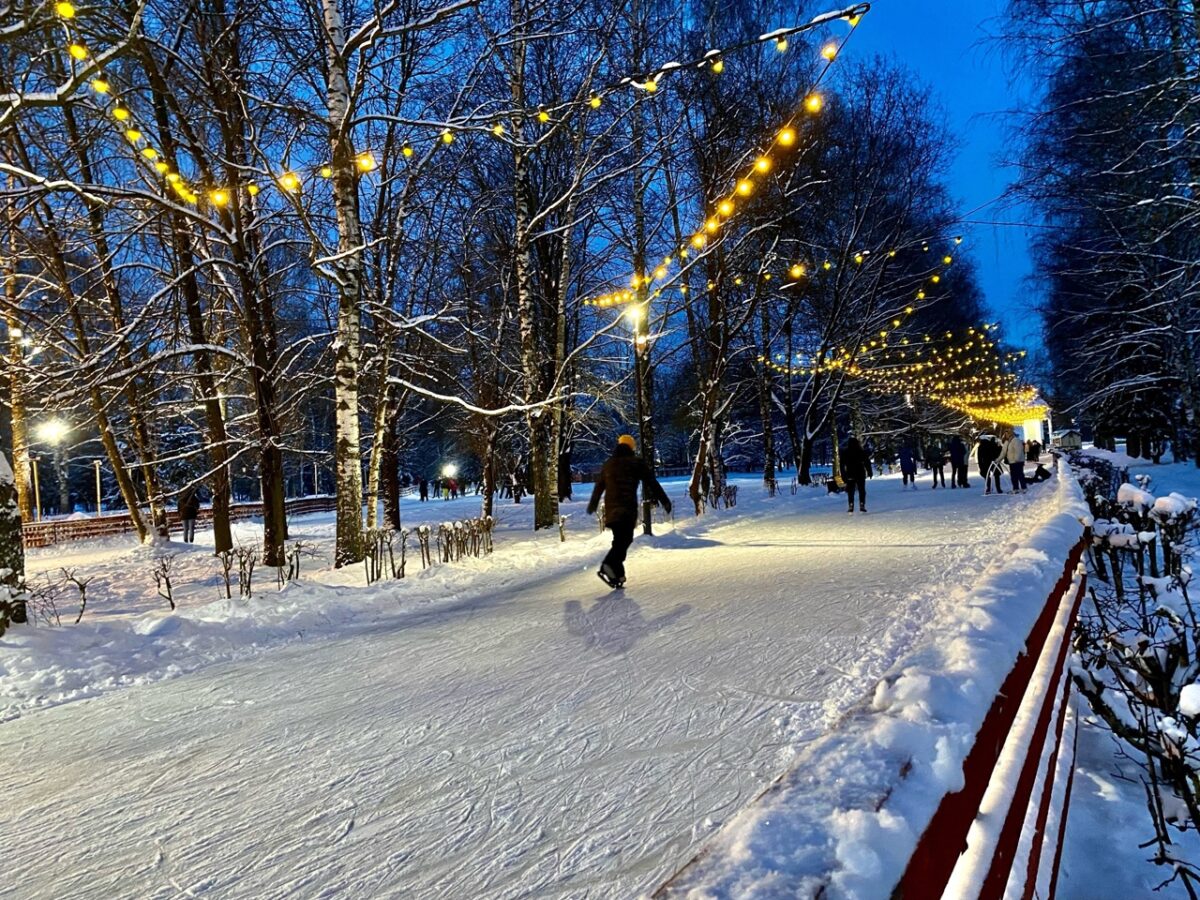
left=948, top=435, right=970, bottom=488
left=841, top=436, right=870, bottom=514
left=925, top=442, right=946, bottom=489
left=976, top=433, right=1003, bottom=494
left=177, top=485, right=201, bottom=543
left=899, top=443, right=918, bottom=490
left=586, top=435, right=671, bottom=588
left=1004, top=430, right=1029, bottom=493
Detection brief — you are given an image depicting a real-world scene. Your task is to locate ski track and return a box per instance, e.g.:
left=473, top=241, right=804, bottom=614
left=0, top=476, right=1054, bottom=899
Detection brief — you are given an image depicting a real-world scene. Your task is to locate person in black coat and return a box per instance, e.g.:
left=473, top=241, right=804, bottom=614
left=976, top=434, right=1003, bottom=494
left=840, top=437, right=870, bottom=514
left=948, top=435, right=970, bottom=488
left=177, top=486, right=201, bottom=543
left=586, top=435, right=671, bottom=587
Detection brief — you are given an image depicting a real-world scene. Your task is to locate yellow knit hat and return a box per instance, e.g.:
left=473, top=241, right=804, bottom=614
left=617, top=434, right=637, bottom=450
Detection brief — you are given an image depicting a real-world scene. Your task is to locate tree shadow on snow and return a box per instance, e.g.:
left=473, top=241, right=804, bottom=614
left=562, top=594, right=691, bottom=656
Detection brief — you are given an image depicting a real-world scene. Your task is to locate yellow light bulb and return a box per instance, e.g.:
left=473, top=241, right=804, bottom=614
left=789, top=264, right=805, bottom=278
left=92, top=79, right=110, bottom=95
left=778, top=127, right=796, bottom=146
left=848, top=14, right=861, bottom=26
left=154, top=161, right=169, bottom=174
left=643, top=79, right=658, bottom=93
left=932, top=275, right=941, bottom=283
left=805, top=94, right=823, bottom=113
left=210, top=189, right=229, bottom=207
left=943, top=255, right=952, bottom=265
left=691, top=234, right=706, bottom=248
left=441, top=130, right=454, bottom=144
left=492, top=123, right=505, bottom=136
left=141, top=147, right=157, bottom=160
left=248, top=184, right=259, bottom=196
left=823, top=260, right=832, bottom=270
left=589, top=95, right=601, bottom=108
left=320, top=166, right=333, bottom=178
left=355, top=151, right=376, bottom=172
left=113, top=107, right=130, bottom=121
left=821, top=43, right=838, bottom=61
left=167, top=172, right=181, bottom=183
left=705, top=217, right=719, bottom=233
left=537, top=109, right=549, bottom=123
left=279, top=172, right=300, bottom=192
left=754, top=156, right=771, bottom=173
left=654, top=266, right=667, bottom=280
left=68, top=44, right=88, bottom=61
left=124, top=128, right=141, bottom=142
left=718, top=199, right=734, bottom=216
left=55, top=2, right=76, bottom=17
left=888, top=249, right=897, bottom=257
left=711, top=59, right=724, bottom=74
left=736, top=179, right=753, bottom=196
left=402, top=143, right=414, bottom=157
left=854, top=253, right=864, bottom=264
left=775, top=38, right=788, bottom=53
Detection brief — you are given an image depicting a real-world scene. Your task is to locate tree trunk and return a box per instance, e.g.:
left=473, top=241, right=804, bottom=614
left=511, top=1, right=557, bottom=531
left=322, top=0, right=366, bottom=564
left=0, top=452, right=25, bottom=631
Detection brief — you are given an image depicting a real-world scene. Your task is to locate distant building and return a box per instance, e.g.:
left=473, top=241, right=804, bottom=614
left=1053, top=429, right=1083, bottom=450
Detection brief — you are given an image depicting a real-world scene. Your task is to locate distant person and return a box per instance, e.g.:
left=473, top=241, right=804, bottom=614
left=177, top=485, right=201, bottom=544
left=418, top=477, right=429, bottom=501
left=925, top=443, right=946, bottom=489
left=976, top=434, right=1003, bottom=495
left=1004, top=430, right=1028, bottom=494
left=948, top=435, right=970, bottom=488
left=840, top=436, right=870, bottom=514
left=1027, top=439, right=1042, bottom=463
left=586, top=435, right=671, bottom=588
left=899, top=443, right=918, bottom=490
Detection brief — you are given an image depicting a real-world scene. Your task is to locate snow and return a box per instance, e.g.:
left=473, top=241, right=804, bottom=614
left=1117, top=482, right=1155, bottom=511
left=1056, top=460, right=1200, bottom=899
left=1181, top=685, right=1200, bottom=718
left=1, top=472, right=1066, bottom=898
left=662, top=469, right=1088, bottom=898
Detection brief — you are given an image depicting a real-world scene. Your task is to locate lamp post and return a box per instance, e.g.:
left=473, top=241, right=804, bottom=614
left=30, top=454, right=40, bottom=522
left=35, top=419, right=69, bottom=517
left=94, top=460, right=102, bottom=516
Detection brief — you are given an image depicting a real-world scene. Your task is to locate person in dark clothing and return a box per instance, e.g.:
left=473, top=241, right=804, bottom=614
left=586, top=435, right=671, bottom=587
left=1027, top=439, right=1042, bottom=463
left=976, top=434, right=1003, bottom=495
left=925, top=444, right=946, bottom=488
left=418, top=477, right=429, bottom=501
left=948, top=435, right=970, bottom=488
left=177, top=486, right=201, bottom=543
left=898, top=444, right=918, bottom=489
left=840, top=437, right=870, bottom=514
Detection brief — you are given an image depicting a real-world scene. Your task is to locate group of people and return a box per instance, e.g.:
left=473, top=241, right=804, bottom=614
left=839, top=431, right=1049, bottom=514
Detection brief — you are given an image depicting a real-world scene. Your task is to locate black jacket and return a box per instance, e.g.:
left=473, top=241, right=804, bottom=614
left=840, top=440, right=870, bottom=483
left=976, top=437, right=1001, bottom=470
left=587, top=445, right=671, bottom=524
left=178, top=487, right=201, bottom=519
left=948, top=437, right=967, bottom=466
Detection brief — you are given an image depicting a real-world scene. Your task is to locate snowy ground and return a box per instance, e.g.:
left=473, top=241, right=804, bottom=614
left=1056, top=459, right=1200, bottom=900
left=2, top=471, right=1058, bottom=899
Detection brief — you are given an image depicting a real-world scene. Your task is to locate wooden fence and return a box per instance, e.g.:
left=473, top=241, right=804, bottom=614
left=22, top=496, right=338, bottom=548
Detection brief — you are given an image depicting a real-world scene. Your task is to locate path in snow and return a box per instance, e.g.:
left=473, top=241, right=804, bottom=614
left=2, top=476, right=1053, bottom=899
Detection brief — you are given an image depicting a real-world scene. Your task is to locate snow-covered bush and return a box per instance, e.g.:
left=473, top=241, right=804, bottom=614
left=1072, top=465, right=1200, bottom=892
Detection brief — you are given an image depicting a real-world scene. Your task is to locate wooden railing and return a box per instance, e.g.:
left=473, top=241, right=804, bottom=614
left=22, top=496, right=338, bottom=548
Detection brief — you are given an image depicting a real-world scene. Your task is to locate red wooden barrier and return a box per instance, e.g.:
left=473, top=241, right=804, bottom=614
left=21, top=496, right=339, bottom=548
left=891, top=535, right=1087, bottom=899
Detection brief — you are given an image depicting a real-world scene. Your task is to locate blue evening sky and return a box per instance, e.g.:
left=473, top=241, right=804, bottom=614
left=842, top=0, right=1041, bottom=351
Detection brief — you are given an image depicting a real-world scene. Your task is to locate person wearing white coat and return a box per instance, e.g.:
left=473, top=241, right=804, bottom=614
left=1003, top=431, right=1028, bottom=493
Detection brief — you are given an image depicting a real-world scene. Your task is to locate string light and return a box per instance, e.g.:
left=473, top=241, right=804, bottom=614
left=775, top=38, right=789, bottom=53
left=711, top=59, right=725, bottom=74
left=55, top=2, right=76, bottom=17
left=278, top=172, right=300, bottom=192
left=805, top=94, right=823, bottom=113
left=68, top=44, right=88, bottom=61
left=91, top=79, right=110, bottom=94
left=209, top=189, right=229, bottom=207
left=355, top=151, right=377, bottom=173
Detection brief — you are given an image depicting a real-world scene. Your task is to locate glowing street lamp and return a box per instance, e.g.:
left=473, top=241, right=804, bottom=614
left=442, top=463, right=458, bottom=478
left=37, top=419, right=69, bottom=445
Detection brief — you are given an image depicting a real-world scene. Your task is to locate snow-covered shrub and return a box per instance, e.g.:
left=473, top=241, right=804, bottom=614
left=1072, top=466, right=1200, bottom=892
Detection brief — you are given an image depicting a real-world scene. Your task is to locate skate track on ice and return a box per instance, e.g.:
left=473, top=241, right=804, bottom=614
left=1, top=476, right=1054, bottom=898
